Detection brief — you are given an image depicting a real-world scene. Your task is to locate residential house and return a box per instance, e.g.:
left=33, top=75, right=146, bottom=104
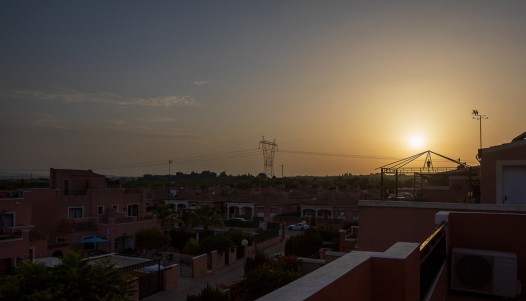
left=478, top=131, right=526, bottom=204
left=0, top=189, right=48, bottom=275
left=0, top=168, right=159, bottom=276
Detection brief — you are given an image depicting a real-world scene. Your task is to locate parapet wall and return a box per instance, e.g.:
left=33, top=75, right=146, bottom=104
left=257, top=242, right=420, bottom=301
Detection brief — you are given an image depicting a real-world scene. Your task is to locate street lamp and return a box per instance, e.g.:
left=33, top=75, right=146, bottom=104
left=241, top=239, right=248, bottom=278
left=472, top=109, right=488, bottom=150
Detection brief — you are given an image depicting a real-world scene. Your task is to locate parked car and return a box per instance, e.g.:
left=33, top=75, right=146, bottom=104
left=288, top=223, right=309, bottom=231
left=271, top=251, right=283, bottom=260
left=224, top=217, right=251, bottom=227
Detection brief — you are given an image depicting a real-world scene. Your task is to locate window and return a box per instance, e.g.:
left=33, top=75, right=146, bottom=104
left=1, top=212, right=15, bottom=233
left=28, top=248, right=35, bottom=261
left=97, top=205, right=105, bottom=215
left=127, top=204, right=139, bottom=217
left=63, top=180, right=69, bottom=195
left=68, top=207, right=83, bottom=219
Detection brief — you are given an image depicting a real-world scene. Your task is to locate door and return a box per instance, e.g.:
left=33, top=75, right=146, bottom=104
left=502, top=166, right=526, bottom=204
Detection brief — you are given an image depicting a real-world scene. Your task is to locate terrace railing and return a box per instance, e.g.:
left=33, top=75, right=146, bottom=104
left=0, top=228, right=23, bottom=241
left=419, top=222, right=446, bottom=301
left=57, top=218, right=97, bottom=232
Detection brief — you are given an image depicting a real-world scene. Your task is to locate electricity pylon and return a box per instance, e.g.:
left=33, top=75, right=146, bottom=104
left=259, top=136, right=278, bottom=177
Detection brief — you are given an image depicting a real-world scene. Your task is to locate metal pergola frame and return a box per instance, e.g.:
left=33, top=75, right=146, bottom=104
left=377, top=150, right=472, bottom=200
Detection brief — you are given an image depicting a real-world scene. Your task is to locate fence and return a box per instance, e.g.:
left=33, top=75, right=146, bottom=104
left=179, top=254, right=193, bottom=277
left=138, top=271, right=163, bottom=299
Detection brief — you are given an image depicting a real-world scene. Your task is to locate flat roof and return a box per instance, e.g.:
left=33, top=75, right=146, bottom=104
left=359, top=200, right=526, bottom=213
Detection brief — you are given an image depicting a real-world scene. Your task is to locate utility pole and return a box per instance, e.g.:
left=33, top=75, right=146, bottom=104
left=259, top=136, right=278, bottom=177
left=472, top=109, right=488, bottom=149
left=168, top=160, right=172, bottom=183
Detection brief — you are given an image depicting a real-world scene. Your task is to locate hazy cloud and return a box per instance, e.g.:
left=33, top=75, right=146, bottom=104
left=0, top=81, right=204, bottom=107
left=105, top=115, right=176, bottom=132
left=107, top=119, right=127, bottom=126
left=151, top=116, right=176, bottom=123
left=191, top=80, right=209, bottom=86
left=23, top=112, right=63, bottom=127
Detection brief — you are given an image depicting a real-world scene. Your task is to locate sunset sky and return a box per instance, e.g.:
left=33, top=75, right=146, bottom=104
left=1, top=1, right=525, bottom=177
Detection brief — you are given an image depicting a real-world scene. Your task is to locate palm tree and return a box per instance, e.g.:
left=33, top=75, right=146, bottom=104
left=188, top=204, right=223, bottom=231
left=152, top=203, right=176, bottom=229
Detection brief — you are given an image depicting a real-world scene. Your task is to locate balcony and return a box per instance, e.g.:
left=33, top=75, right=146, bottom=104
left=0, top=225, right=34, bottom=242
left=257, top=207, right=526, bottom=301
left=57, top=218, right=97, bottom=233
left=0, top=190, right=24, bottom=199
left=98, top=215, right=154, bottom=225
left=0, top=228, right=23, bottom=241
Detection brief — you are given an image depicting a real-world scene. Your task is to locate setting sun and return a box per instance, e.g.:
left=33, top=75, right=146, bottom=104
left=408, top=135, right=425, bottom=149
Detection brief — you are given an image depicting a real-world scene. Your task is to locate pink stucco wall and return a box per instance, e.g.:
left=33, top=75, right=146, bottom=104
left=210, top=250, right=224, bottom=271
left=50, top=168, right=106, bottom=195
left=371, top=248, right=420, bottom=301
left=163, top=264, right=179, bottom=291
left=479, top=142, right=526, bottom=203
left=24, top=189, right=60, bottom=235
left=307, top=259, right=373, bottom=301
left=228, top=247, right=237, bottom=264
left=192, top=253, right=208, bottom=278
left=358, top=202, right=438, bottom=252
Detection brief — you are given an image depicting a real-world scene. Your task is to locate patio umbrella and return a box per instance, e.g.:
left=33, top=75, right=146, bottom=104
left=81, top=236, right=108, bottom=254
left=81, top=236, right=108, bottom=243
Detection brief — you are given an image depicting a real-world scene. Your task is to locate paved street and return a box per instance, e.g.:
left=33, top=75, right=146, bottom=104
left=145, top=232, right=293, bottom=301
left=145, top=258, right=246, bottom=301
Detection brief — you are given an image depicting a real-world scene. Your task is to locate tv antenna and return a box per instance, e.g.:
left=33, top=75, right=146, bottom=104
left=259, top=136, right=278, bottom=177
left=472, top=109, right=488, bottom=150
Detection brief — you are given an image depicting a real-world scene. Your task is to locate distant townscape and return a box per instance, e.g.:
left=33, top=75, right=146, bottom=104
left=1, top=132, right=526, bottom=300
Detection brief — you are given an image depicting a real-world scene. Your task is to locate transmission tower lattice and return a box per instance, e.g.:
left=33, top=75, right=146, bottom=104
left=259, top=136, right=278, bottom=177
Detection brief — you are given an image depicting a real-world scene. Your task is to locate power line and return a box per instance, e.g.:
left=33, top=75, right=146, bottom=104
left=0, top=150, right=261, bottom=174
left=92, top=149, right=261, bottom=171
left=1, top=146, right=477, bottom=175
left=279, top=149, right=399, bottom=160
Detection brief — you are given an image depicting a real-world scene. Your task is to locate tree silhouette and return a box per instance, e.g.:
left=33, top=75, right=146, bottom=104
left=135, top=228, right=170, bottom=254
left=0, top=252, right=132, bottom=300
left=188, top=205, right=223, bottom=231
left=152, top=203, right=175, bottom=229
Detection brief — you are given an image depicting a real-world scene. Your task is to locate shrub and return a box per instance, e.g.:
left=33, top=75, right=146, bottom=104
left=285, top=228, right=323, bottom=257
left=187, top=283, right=231, bottom=301
left=199, top=235, right=233, bottom=254
left=169, top=228, right=193, bottom=251
left=182, top=238, right=199, bottom=255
